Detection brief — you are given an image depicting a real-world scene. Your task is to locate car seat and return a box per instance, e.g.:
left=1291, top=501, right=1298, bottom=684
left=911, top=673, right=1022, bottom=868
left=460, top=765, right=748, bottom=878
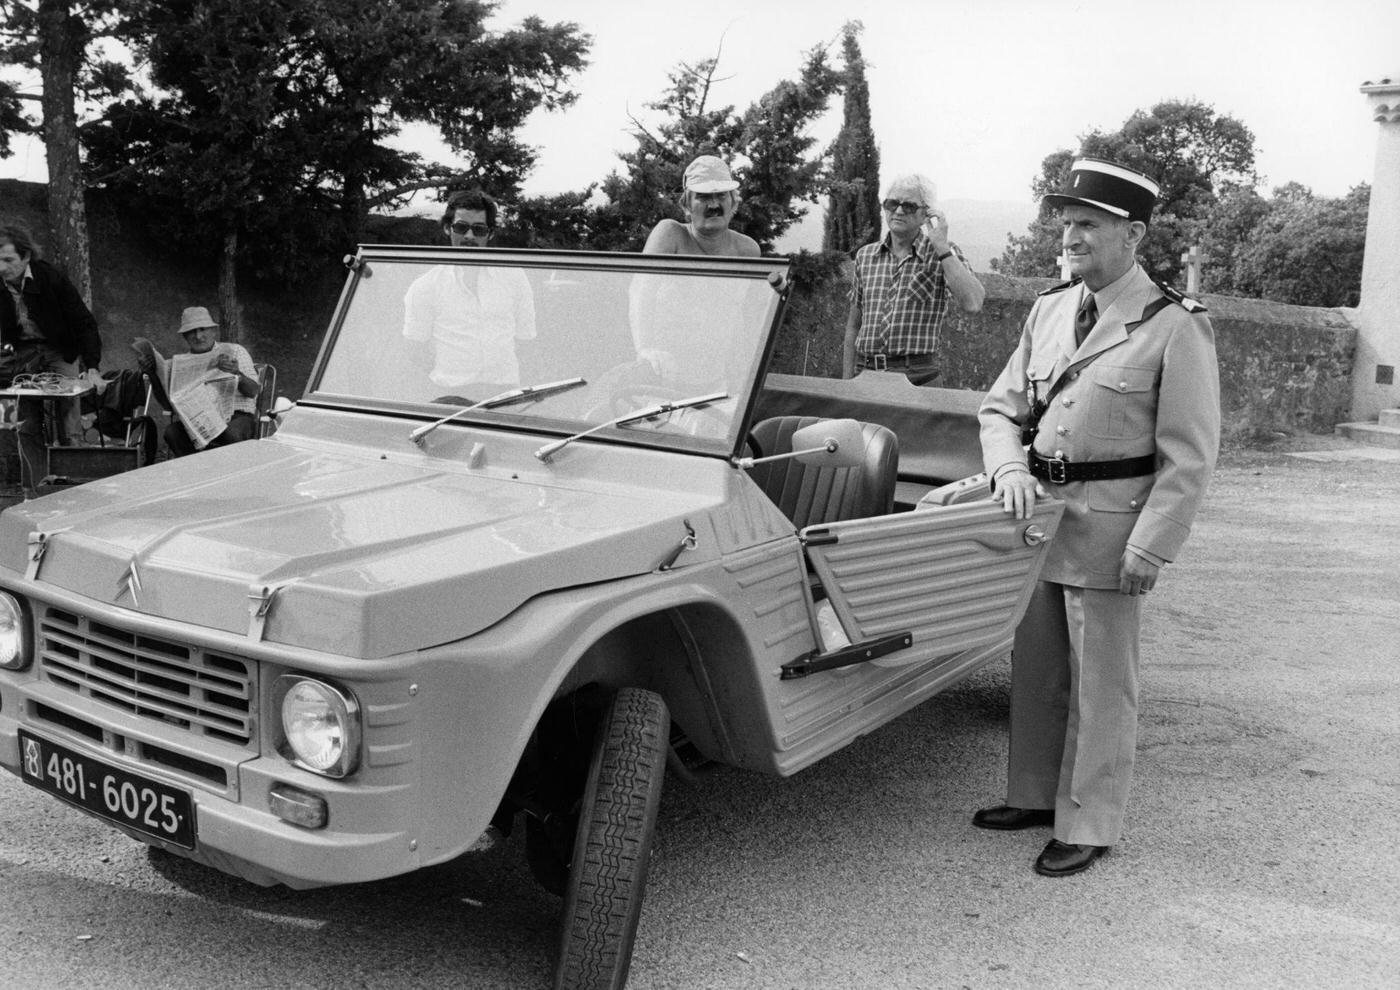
left=747, top=415, right=898, bottom=528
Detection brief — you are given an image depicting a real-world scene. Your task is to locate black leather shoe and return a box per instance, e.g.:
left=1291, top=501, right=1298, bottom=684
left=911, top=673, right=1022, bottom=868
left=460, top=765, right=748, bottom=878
left=1034, top=839, right=1107, bottom=877
left=972, top=805, right=1055, bottom=831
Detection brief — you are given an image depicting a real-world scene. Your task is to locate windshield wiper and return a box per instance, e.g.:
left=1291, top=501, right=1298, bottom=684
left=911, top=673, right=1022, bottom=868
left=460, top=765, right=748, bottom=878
left=534, top=391, right=728, bottom=463
left=409, top=377, right=587, bottom=446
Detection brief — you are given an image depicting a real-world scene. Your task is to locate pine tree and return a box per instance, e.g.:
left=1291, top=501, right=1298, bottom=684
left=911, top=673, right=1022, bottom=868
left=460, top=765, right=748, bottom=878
left=822, top=22, right=880, bottom=255
left=585, top=45, right=841, bottom=253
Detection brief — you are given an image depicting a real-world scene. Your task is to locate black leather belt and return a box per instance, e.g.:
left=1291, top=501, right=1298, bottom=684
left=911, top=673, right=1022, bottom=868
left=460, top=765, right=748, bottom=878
left=1029, top=450, right=1156, bottom=484
left=861, top=352, right=934, bottom=371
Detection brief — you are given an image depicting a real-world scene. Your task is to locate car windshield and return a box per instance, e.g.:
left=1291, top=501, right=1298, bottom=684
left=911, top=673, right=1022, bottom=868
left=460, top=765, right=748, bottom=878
left=311, top=246, right=791, bottom=457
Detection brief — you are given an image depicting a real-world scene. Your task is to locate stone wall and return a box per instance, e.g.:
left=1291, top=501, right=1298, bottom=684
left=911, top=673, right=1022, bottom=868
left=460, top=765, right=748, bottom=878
left=774, top=258, right=1357, bottom=441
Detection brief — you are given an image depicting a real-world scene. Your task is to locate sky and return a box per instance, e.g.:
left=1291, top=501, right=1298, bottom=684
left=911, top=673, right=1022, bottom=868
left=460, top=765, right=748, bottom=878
left=2, top=0, right=1396, bottom=210
left=476, top=0, right=1400, bottom=205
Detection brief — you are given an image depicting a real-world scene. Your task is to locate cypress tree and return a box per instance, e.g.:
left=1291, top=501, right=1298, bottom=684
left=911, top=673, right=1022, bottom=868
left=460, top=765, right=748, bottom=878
left=822, top=22, right=881, bottom=254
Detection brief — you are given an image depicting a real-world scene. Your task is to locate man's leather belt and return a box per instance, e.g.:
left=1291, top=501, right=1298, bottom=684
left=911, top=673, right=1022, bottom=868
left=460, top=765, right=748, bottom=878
left=863, top=352, right=933, bottom=371
left=1029, top=450, right=1156, bottom=484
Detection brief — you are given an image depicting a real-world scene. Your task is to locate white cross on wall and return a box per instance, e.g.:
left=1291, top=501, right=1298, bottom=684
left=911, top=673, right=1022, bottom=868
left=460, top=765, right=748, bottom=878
left=1180, top=245, right=1210, bottom=294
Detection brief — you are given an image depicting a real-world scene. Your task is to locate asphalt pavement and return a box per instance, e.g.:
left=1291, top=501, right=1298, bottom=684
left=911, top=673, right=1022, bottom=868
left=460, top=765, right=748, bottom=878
left=1, top=438, right=1397, bottom=989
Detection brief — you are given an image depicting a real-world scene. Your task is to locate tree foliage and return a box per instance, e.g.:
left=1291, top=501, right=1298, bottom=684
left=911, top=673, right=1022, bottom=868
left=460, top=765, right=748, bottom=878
left=822, top=21, right=880, bottom=255
left=90, top=0, right=588, bottom=227
left=584, top=54, right=743, bottom=252
left=1, top=0, right=136, bottom=303
left=0, top=0, right=136, bottom=140
left=0, top=77, right=34, bottom=157
left=993, top=100, right=1258, bottom=284
left=71, top=0, right=588, bottom=332
left=735, top=45, right=843, bottom=251
left=535, top=42, right=842, bottom=253
left=1207, top=182, right=1368, bottom=307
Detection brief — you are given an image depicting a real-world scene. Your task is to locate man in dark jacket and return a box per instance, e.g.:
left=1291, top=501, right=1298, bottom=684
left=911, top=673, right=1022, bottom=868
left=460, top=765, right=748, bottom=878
left=0, top=220, right=103, bottom=497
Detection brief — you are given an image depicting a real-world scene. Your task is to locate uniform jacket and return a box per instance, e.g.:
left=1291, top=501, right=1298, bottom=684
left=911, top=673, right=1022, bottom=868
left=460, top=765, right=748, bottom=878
left=0, top=258, right=102, bottom=367
left=979, top=264, right=1219, bottom=589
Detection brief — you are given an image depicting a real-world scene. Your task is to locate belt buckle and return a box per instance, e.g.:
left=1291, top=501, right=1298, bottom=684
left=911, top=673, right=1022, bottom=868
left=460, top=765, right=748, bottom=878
left=872, top=353, right=888, bottom=372
left=1045, top=455, right=1068, bottom=485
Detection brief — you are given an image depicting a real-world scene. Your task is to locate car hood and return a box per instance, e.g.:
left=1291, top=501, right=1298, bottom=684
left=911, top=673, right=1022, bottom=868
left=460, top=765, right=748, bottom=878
left=0, top=439, right=718, bottom=657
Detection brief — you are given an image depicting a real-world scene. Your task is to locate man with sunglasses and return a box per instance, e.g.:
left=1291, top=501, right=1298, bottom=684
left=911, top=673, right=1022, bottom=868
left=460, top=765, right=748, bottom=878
left=401, top=189, right=536, bottom=399
left=842, top=174, right=984, bottom=385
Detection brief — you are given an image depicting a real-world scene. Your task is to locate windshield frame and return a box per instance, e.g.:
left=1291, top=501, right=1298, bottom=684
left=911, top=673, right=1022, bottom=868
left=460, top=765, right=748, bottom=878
left=302, top=245, right=792, bottom=460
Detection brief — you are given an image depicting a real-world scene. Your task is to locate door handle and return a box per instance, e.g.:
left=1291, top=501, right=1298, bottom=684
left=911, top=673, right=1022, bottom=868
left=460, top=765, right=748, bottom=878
left=968, top=522, right=1051, bottom=552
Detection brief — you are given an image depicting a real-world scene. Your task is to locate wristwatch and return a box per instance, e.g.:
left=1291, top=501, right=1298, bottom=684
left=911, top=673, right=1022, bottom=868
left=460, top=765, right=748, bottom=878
left=935, top=249, right=954, bottom=262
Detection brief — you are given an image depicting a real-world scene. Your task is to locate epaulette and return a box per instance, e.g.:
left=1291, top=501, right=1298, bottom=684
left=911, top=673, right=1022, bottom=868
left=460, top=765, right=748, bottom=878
left=1038, top=276, right=1081, bottom=297
left=1153, top=279, right=1207, bottom=313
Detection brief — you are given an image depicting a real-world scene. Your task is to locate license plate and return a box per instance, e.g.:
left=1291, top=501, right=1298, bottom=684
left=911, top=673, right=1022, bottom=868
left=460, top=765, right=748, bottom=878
left=19, top=730, right=196, bottom=849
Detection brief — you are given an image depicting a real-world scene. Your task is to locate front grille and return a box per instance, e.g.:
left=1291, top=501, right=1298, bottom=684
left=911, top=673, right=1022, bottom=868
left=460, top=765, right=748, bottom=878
left=38, top=607, right=256, bottom=746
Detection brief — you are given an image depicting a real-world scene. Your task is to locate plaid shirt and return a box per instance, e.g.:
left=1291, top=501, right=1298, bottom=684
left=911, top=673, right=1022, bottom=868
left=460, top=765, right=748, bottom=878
left=850, top=232, right=969, bottom=356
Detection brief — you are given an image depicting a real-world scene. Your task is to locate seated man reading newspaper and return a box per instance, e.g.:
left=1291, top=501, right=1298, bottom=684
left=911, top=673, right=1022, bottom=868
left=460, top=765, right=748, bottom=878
left=131, top=306, right=261, bottom=458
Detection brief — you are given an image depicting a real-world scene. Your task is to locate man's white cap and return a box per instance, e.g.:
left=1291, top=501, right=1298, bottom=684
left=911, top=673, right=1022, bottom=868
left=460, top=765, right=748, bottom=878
left=683, top=155, right=740, bottom=194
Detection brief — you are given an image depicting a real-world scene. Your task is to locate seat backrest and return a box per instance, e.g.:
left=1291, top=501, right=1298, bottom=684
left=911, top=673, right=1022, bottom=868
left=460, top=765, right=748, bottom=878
left=92, top=369, right=152, bottom=442
left=748, top=415, right=898, bottom=529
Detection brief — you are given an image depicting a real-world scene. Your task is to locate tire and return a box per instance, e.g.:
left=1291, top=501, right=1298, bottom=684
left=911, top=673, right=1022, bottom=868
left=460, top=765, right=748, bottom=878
left=553, top=688, right=669, bottom=990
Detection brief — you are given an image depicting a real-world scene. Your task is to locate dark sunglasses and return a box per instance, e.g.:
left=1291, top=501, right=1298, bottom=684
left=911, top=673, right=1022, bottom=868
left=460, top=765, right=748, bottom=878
left=450, top=221, right=492, bottom=237
left=881, top=199, right=925, bottom=215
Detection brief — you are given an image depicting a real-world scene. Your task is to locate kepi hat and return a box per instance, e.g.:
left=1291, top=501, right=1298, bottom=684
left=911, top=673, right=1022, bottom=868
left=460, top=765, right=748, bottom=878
left=1043, top=158, right=1160, bottom=224
left=178, top=306, right=218, bottom=335
left=683, top=155, right=740, bottom=194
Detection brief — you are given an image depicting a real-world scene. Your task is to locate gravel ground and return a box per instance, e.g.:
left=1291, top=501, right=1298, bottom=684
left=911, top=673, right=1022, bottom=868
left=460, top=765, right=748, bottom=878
left=1, top=438, right=1397, bottom=989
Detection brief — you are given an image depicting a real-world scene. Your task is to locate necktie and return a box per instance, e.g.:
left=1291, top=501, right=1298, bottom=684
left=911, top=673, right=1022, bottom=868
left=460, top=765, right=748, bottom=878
left=1075, top=294, right=1098, bottom=347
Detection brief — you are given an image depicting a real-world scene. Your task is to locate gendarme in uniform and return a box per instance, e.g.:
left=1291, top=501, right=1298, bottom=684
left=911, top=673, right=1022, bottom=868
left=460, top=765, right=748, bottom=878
left=975, top=158, right=1220, bottom=877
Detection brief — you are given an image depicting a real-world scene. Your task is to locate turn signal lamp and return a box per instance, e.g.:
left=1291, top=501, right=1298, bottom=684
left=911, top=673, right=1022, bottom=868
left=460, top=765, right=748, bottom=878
left=269, top=784, right=329, bottom=829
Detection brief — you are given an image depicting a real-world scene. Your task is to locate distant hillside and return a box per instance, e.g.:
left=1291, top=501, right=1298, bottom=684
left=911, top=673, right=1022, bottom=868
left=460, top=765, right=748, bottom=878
left=774, top=198, right=1039, bottom=271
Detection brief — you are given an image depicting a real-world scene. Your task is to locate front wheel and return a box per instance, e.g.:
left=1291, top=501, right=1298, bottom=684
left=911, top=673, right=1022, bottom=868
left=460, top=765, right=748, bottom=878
left=553, top=688, right=669, bottom=990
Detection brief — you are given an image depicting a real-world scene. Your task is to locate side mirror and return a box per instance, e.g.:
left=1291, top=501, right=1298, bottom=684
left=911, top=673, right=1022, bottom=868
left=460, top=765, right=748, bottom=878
left=789, top=419, right=867, bottom=468
left=735, top=418, right=867, bottom=470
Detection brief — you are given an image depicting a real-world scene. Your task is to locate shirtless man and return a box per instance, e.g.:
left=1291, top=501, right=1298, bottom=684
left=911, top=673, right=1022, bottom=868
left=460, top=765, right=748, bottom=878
left=642, top=155, right=761, bottom=258
left=628, top=156, right=760, bottom=392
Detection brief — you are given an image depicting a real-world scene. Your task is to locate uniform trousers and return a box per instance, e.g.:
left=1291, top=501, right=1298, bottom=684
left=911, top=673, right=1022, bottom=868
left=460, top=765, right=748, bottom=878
left=1006, top=579, right=1142, bottom=847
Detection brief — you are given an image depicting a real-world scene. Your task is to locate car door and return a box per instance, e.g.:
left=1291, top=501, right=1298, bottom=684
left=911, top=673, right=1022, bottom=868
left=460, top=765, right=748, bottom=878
left=800, top=497, right=1064, bottom=670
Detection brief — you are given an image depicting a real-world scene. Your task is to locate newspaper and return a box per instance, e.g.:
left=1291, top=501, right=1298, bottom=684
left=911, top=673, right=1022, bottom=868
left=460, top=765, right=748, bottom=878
left=134, top=342, right=238, bottom=450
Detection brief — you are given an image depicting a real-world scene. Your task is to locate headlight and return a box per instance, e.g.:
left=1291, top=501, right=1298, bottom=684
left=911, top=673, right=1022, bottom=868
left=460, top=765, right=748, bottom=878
left=276, top=676, right=361, bottom=778
left=0, top=594, right=31, bottom=671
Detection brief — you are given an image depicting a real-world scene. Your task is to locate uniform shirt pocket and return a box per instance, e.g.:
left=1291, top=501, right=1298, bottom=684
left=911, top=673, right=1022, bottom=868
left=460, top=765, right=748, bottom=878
left=1085, top=365, right=1157, bottom=440
left=1025, top=352, right=1056, bottom=393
